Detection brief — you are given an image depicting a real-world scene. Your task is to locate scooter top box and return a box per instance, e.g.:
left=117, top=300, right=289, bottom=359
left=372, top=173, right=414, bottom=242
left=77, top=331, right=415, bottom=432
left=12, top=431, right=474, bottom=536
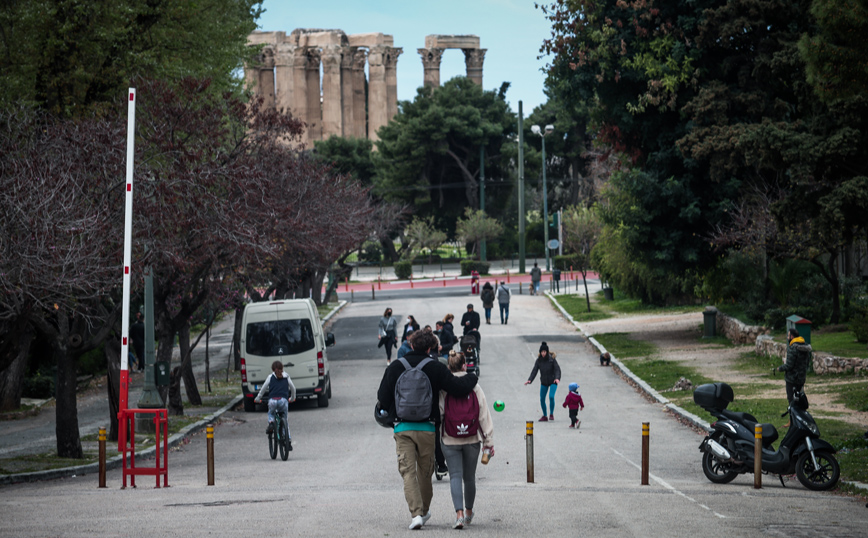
left=693, top=382, right=734, bottom=409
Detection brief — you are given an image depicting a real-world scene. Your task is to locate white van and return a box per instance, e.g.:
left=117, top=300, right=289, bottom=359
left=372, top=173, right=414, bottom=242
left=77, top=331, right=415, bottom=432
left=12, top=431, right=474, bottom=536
left=240, top=298, right=335, bottom=411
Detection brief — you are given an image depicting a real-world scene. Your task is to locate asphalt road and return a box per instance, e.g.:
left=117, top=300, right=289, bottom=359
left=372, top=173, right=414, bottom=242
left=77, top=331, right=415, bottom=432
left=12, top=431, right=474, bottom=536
left=1, top=291, right=866, bottom=537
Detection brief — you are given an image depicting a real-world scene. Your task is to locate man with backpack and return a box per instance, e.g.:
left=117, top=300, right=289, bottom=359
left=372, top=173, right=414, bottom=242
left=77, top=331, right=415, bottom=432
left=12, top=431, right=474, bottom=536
left=495, top=281, right=511, bottom=324
left=377, top=330, right=479, bottom=530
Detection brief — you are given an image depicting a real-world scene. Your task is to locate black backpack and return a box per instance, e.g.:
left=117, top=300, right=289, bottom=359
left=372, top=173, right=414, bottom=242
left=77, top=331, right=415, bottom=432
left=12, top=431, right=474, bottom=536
left=394, top=358, right=433, bottom=421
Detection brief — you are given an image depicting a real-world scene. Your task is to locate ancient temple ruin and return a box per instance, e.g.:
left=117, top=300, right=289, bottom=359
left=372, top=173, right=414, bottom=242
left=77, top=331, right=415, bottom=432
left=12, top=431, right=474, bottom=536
left=245, top=30, right=485, bottom=145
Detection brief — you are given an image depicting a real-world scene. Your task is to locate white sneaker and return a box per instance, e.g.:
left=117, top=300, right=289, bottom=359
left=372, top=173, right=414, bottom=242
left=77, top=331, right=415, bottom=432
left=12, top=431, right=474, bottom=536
left=421, top=511, right=432, bottom=525
left=409, top=515, right=424, bottom=530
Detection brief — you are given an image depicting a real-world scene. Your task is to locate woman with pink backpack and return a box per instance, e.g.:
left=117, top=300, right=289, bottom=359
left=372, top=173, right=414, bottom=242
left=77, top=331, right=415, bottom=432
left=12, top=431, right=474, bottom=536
left=439, top=350, right=495, bottom=529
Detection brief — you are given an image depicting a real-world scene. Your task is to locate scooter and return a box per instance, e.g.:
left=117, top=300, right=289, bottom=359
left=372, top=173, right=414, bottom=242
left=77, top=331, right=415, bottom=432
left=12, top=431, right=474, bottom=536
left=693, top=382, right=839, bottom=491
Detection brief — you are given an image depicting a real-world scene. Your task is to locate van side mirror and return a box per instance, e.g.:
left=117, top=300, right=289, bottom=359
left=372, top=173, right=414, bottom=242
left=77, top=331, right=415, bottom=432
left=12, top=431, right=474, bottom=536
left=326, top=333, right=336, bottom=347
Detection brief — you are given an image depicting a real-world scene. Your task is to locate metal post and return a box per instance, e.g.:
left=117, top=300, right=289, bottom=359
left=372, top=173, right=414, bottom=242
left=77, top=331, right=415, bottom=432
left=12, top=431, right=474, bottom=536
left=371, top=284, right=375, bottom=300
left=542, top=134, right=549, bottom=271
left=754, top=424, right=762, bottom=489
left=518, top=102, right=526, bottom=274
left=207, top=425, right=215, bottom=486
left=526, top=420, right=534, bottom=483
left=480, top=145, right=486, bottom=262
left=351, top=290, right=354, bottom=303
left=641, top=422, right=650, bottom=485
left=519, top=282, right=523, bottom=295
left=98, top=427, right=107, bottom=488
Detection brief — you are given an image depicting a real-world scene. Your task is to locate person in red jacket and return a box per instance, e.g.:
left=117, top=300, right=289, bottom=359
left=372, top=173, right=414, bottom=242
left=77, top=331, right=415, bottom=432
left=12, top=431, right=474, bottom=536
left=563, top=382, right=584, bottom=429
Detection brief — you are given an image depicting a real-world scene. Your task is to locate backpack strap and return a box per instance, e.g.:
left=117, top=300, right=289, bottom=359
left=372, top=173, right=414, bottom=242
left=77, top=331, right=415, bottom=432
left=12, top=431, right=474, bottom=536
left=398, top=357, right=432, bottom=371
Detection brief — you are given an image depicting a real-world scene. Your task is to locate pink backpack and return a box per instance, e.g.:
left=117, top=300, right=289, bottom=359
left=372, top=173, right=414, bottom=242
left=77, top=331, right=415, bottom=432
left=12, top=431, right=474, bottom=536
left=443, top=392, right=480, bottom=438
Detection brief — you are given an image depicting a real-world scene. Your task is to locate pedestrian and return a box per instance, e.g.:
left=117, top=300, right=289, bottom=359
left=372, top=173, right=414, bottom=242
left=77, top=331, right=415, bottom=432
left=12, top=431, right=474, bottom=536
left=562, top=382, right=584, bottom=429
left=130, top=311, right=145, bottom=371
left=439, top=315, right=457, bottom=357
left=397, top=338, right=412, bottom=360
left=378, top=308, right=399, bottom=364
left=254, top=360, right=297, bottom=449
left=480, top=281, right=495, bottom=325
left=495, top=281, right=511, bottom=324
left=530, top=262, right=542, bottom=295
left=439, top=350, right=495, bottom=529
left=460, top=304, right=480, bottom=335
left=402, top=315, right=420, bottom=343
left=600, top=351, right=611, bottom=366
left=553, top=267, right=561, bottom=293
left=524, top=342, right=561, bottom=421
left=376, top=330, right=479, bottom=530
left=776, top=328, right=812, bottom=427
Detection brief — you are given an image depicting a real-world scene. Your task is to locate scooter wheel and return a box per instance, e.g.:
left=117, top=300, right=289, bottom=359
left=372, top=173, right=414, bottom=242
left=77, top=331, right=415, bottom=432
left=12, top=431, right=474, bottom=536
left=701, top=451, right=738, bottom=484
left=795, top=450, right=839, bottom=491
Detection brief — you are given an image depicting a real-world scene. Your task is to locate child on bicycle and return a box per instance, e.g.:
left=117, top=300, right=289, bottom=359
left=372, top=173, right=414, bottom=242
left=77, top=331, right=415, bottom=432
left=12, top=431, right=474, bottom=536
left=254, top=360, right=297, bottom=448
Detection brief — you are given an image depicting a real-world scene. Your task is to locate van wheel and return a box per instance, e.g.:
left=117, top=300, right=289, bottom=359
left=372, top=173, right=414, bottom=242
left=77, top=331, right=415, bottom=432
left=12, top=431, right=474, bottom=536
left=317, top=391, right=329, bottom=408
left=327, top=378, right=332, bottom=399
left=243, top=396, right=256, bottom=412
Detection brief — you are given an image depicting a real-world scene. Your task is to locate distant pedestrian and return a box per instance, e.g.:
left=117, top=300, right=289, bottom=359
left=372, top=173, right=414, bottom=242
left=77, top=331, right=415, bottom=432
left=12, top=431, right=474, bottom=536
left=552, top=268, right=561, bottom=293
left=480, top=282, right=495, bottom=325
left=530, top=263, right=542, bottom=295
left=460, top=304, right=480, bottom=335
left=495, top=281, right=510, bottom=324
left=563, top=383, right=584, bottom=429
left=776, top=328, right=812, bottom=427
left=600, top=352, right=611, bottom=366
left=402, top=315, right=420, bottom=342
left=524, top=342, right=561, bottom=421
left=378, top=308, right=398, bottom=364
left=130, top=311, right=145, bottom=371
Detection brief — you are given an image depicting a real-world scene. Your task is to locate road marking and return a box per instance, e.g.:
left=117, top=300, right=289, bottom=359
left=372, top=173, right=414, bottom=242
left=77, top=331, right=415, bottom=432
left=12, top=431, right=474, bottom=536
left=612, top=448, right=726, bottom=518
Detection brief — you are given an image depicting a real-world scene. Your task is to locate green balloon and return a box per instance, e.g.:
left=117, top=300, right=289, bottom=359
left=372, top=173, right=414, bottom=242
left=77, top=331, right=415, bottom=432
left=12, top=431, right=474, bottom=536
left=493, top=400, right=505, bottom=412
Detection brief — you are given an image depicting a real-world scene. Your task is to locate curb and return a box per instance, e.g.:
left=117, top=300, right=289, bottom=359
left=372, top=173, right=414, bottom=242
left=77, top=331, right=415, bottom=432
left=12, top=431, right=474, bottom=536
left=546, top=292, right=868, bottom=496
left=0, top=394, right=243, bottom=487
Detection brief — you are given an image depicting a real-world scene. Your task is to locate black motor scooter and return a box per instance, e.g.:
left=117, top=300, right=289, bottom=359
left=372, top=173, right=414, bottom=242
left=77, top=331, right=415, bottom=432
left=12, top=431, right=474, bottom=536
left=693, top=382, right=839, bottom=491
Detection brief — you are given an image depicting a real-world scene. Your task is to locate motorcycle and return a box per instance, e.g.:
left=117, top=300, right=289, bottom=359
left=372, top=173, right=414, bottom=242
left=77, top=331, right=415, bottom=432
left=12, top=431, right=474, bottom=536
left=693, top=382, right=839, bottom=491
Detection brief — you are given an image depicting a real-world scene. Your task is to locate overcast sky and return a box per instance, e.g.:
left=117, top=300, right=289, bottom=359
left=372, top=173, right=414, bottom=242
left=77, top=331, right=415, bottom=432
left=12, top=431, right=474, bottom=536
left=256, top=0, right=554, bottom=114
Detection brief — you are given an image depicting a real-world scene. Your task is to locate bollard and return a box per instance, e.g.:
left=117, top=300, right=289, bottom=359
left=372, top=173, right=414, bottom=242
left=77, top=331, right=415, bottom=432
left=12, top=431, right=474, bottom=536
left=207, top=424, right=215, bottom=486
left=641, top=422, right=650, bottom=485
left=98, top=427, right=107, bottom=488
left=371, top=284, right=375, bottom=301
left=526, top=420, right=534, bottom=483
left=351, top=290, right=354, bottom=303
left=507, top=270, right=510, bottom=283
left=345, top=276, right=349, bottom=292
left=754, top=424, right=762, bottom=489
left=378, top=276, right=381, bottom=290
left=519, top=282, right=523, bottom=295
left=443, top=272, right=446, bottom=287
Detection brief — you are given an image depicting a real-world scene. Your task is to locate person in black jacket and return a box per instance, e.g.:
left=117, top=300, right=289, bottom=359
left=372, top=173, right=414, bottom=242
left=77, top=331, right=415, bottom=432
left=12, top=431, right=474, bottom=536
left=460, top=304, right=480, bottom=335
left=524, top=342, right=561, bottom=422
left=377, top=330, right=478, bottom=530
left=438, top=315, right=457, bottom=357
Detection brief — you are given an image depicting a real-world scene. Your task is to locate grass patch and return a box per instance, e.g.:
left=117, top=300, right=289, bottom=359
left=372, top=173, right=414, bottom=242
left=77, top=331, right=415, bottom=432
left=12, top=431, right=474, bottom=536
left=593, top=333, right=657, bottom=358
left=715, top=303, right=760, bottom=325
left=698, top=335, right=737, bottom=347
left=596, top=289, right=705, bottom=315
left=831, top=381, right=868, bottom=412
left=734, top=351, right=782, bottom=376
left=810, top=331, right=868, bottom=359
left=553, top=294, right=612, bottom=322
left=0, top=451, right=100, bottom=474
left=620, top=358, right=714, bottom=393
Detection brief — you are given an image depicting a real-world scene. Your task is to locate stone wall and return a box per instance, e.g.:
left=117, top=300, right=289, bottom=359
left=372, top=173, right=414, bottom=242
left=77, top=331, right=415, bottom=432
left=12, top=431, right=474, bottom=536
left=715, top=310, right=769, bottom=344
left=756, top=335, right=868, bottom=374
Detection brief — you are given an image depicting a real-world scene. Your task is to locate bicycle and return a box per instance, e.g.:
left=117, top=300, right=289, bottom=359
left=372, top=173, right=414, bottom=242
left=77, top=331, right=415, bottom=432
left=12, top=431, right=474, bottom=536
left=257, top=398, right=292, bottom=461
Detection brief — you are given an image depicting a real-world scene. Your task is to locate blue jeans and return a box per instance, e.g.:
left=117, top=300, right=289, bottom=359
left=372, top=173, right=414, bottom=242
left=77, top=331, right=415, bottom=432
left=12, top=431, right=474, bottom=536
left=499, top=303, right=509, bottom=323
left=533, top=281, right=540, bottom=294
left=539, top=384, right=557, bottom=416
left=484, top=307, right=492, bottom=321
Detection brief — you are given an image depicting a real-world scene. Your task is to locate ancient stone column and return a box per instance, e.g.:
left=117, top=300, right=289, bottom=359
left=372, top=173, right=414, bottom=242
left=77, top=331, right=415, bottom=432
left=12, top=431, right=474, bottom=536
left=340, top=47, right=356, bottom=137
left=274, top=43, right=295, bottom=114
left=384, top=47, right=403, bottom=121
left=368, top=45, right=388, bottom=141
left=463, top=48, right=486, bottom=86
left=291, top=46, right=309, bottom=132
left=321, top=45, right=343, bottom=139
left=352, top=49, right=367, bottom=139
left=305, top=48, right=322, bottom=143
left=258, top=46, right=276, bottom=109
left=418, top=48, right=444, bottom=88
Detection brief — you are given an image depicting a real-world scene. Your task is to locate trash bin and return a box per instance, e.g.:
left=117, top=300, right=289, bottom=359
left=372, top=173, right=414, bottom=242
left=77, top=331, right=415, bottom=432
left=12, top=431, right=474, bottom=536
left=154, top=361, right=171, bottom=387
left=703, top=307, right=718, bottom=338
left=786, top=315, right=812, bottom=345
left=603, top=287, right=614, bottom=301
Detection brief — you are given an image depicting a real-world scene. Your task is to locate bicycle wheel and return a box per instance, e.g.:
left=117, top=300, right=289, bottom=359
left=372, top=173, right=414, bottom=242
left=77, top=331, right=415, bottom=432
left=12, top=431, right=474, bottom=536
left=279, top=419, right=290, bottom=461
left=268, top=421, right=278, bottom=460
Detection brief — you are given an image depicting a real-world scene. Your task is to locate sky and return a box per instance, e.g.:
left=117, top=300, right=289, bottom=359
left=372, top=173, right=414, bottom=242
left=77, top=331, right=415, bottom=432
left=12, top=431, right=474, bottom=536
left=255, top=0, right=554, bottom=114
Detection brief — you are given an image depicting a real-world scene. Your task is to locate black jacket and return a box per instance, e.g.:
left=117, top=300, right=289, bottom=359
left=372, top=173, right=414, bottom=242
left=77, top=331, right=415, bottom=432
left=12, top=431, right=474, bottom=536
left=460, top=311, right=480, bottom=334
left=528, top=353, right=562, bottom=386
left=377, top=350, right=478, bottom=422
left=439, top=322, right=457, bottom=352
left=779, top=340, right=812, bottom=386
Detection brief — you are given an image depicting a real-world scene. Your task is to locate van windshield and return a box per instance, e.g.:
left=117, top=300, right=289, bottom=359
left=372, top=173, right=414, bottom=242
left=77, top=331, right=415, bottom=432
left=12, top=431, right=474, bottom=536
left=246, top=319, right=315, bottom=357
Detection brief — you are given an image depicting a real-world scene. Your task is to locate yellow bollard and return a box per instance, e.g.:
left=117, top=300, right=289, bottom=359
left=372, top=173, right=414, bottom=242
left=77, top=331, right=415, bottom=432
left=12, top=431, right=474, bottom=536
left=754, top=424, right=762, bottom=489
left=526, top=421, right=534, bottom=483
left=207, top=425, right=215, bottom=486
left=641, top=422, right=650, bottom=485
left=98, top=427, right=107, bottom=488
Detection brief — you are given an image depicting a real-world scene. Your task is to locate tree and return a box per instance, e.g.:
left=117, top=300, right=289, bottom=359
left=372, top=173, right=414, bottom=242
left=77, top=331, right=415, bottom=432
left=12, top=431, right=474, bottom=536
left=562, top=206, right=601, bottom=312
left=455, top=208, right=503, bottom=258
left=404, top=216, right=447, bottom=264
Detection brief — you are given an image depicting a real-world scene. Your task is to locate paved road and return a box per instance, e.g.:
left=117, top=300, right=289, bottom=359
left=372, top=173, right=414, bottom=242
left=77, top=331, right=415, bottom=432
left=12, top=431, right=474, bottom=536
left=1, top=292, right=866, bottom=537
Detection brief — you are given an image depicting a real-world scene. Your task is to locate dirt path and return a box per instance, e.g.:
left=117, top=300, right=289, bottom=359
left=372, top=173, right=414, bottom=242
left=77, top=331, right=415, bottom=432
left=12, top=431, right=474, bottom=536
left=582, top=312, right=868, bottom=428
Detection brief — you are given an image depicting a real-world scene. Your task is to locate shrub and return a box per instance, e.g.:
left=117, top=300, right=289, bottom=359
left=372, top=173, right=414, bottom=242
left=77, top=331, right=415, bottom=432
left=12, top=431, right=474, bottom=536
left=359, top=241, right=382, bottom=263
left=850, top=313, right=868, bottom=344
left=553, top=254, right=582, bottom=271
left=23, top=373, right=54, bottom=399
left=460, top=260, right=491, bottom=276
left=394, top=260, right=412, bottom=280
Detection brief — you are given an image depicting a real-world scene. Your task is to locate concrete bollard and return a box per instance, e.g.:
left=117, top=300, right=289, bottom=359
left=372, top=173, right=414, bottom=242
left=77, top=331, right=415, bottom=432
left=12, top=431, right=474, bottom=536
left=98, top=427, right=107, bottom=488
left=526, top=420, right=534, bottom=483
left=754, top=424, right=762, bottom=489
left=207, top=424, right=215, bottom=486
left=641, top=422, right=649, bottom=485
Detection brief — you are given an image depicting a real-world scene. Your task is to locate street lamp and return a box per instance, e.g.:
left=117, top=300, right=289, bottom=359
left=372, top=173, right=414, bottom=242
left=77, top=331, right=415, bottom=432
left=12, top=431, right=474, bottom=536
left=531, top=124, right=554, bottom=271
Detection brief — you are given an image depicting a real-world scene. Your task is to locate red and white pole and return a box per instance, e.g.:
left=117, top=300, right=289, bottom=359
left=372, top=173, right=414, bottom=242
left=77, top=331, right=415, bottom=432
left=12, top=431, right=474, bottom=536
left=118, top=88, right=136, bottom=445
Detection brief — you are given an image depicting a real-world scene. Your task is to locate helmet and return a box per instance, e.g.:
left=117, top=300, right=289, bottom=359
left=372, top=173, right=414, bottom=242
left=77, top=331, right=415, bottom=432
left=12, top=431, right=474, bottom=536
left=374, top=402, right=395, bottom=429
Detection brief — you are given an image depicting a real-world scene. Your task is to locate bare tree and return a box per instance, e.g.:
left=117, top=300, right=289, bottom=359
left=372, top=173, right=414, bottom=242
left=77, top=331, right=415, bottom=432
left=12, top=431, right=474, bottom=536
left=562, top=206, right=602, bottom=312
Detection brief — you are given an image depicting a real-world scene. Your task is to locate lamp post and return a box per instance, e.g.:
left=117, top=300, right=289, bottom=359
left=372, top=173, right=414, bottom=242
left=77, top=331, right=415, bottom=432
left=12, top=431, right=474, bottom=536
left=531, top=124, right=554, bottom=271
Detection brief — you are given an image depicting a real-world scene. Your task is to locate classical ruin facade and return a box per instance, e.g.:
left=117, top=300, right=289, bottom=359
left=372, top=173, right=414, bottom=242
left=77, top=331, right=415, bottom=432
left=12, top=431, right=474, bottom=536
left=246, top=30, right=485, bottom=145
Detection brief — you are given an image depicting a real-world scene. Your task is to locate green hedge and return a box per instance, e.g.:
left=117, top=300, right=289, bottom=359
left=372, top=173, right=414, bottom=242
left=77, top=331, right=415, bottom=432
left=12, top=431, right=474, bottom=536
left=394, top=260, right=412, bottom=280
left=460, top=260, right=491, bottom=276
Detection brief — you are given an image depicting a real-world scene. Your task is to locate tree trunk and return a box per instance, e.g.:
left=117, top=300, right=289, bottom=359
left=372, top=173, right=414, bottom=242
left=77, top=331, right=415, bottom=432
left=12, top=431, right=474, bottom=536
left=104, top=335, right=121, bottom=442
left=156, top=329, right=174, bottom=404
left=0, top=322, right=33, bottom=412
left=581, top=269, right=591, bottom=312
left=233, top=306, right=243, bottom=371
left=167, top=367, right=183, bottom=416
left=53, top=313, right=83, bottom=459
left=380, top=236, right=399, bottom=263
left=178, top=322, right=202, bottom=406
left=205, top=325, right=211, bottom=393
left=311, top=270, right=325, bottom=305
